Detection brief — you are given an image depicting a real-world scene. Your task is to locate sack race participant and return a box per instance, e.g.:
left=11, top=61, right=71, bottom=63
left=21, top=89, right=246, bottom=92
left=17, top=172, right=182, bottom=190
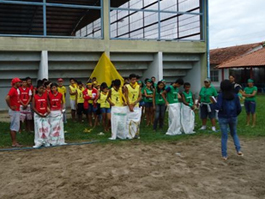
left=162, top=79, right=184, bottom=135
left=49, top=83, right=66, bottom=146
left=83, top=81, right=98, bottom=127
left=143, top=79, right=154, bottom=126
left=57, top=78, right=67, bottom=123
left=108, top=79, right=127, bottom=140
left=125, top=74, right=142, bottom=139
left=18, top=78, right=32, bottom=132
left=98, top=82, right=111, bottom=132
left=32, top=83, right=50, bottom=148
left=181, top=82, right=195, bottom=134
left=215, top=80, right=243, bottom=160
left=197, top=78, right=218, bottom=132
left=5, top=78, right=22, bottom=147
left=242, top=79, right=257, bottom=127
left=76, top=81, right=86, bottom=123
left=153, top=81, right=166, bottom=131
left=69, top=78, right=77, bottom=121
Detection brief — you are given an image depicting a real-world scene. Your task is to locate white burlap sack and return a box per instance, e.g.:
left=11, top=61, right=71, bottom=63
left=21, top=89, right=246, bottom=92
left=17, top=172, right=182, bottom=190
left=126, top=107, right=142, bottom=139
left=166, top=103, right=182, bottom=135
left=49, top=110, right=66, bottom=146
left=110, top=106, right=128, bottom=139
left=34, top=113, right=50, bottom=146
left=181, top=104, right=195, bottom=134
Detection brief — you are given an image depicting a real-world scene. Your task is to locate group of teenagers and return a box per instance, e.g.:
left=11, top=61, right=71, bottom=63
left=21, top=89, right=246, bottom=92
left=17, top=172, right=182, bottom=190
left=6, top=74, right=258, bottom=160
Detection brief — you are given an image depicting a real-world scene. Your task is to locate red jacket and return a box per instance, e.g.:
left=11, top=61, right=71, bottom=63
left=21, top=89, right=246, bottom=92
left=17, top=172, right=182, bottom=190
left=83, top=88, right=98, bottom=109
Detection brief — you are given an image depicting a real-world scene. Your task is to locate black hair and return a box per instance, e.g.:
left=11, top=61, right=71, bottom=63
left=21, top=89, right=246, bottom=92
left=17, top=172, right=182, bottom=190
left=129, top=74, right=137, bottom=79
left=144, top=78, right=149, bottom=84
left=184, top=82, right=191, bottom=87
left=44, top=81, right=51, bottom=88
left=175, top=78, right=184, bottom=85
left=21, top=78, right=27, bottom=82
left=87, top=80, right=92, bottom=84
left=100, top=82, right=108, bottom=90
left=229, top=74, right=235, bottom=78
left=220, top=80, right=234, bottom=100
left=69, top=78, right=76, bottom=82
left=77, top=81, right=82, bottom=85
left=156, top=81, right=165, bottom=93
left=36, top=80, right=44, bottom=89
left=113, top=79, right=121, bottom=87
left=51, top=83, right=58, bottom=88
left=151, top=76, right=155, bottom=79
left=25, top=77, right=31, bottom=80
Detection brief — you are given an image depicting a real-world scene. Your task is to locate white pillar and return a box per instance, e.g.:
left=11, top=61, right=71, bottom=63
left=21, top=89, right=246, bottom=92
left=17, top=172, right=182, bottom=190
left=143, top=52, right=163, bottom=81
left=38, top=50, right=48, bottom=80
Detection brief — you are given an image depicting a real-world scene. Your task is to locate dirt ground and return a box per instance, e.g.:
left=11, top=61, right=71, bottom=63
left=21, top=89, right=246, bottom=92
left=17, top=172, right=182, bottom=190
left=0, top=136, right=265, bottom=199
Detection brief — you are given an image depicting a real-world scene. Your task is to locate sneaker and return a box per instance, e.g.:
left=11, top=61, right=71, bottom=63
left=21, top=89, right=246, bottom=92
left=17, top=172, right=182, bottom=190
left=237, top=151, right=244, bottom=156
left=212, top=126, right=216, bottom=132
left=45, top=143, right=50, bottom=147
left=222, top=156, right=228, bottom=161
left=199, top=126, right=206, bottom=130
left=33, top=144, right=42, bottom=149
left=108, top=137, right=116, bottom=140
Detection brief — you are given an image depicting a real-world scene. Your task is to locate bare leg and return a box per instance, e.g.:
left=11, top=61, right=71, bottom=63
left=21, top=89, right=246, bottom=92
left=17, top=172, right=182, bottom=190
left=211, top=118, right=216, bottom=127
left=202, top=118, right=207, bottom=126
left=71, top=110, right=76, bottom=121
left=10, top=130, right=17, bottom=146
left=246, top=113, right=250, bottom=126
left=252, top=113, right=256, bottom=127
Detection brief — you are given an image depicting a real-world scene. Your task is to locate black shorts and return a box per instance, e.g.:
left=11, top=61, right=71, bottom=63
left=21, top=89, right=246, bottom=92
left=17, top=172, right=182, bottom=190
left=77, top=103, right=87, bottom=115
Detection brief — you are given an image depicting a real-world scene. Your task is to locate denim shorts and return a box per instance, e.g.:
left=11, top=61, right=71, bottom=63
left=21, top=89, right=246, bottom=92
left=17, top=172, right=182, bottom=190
left=101, top=108, right=111, bottom=114
left=200, top=104, right=216, bottom=119
left=139, top=101, right=145, bottom=107
left=145, top=102, right=153, bottom=108
left=244, top=100, right=256, bottom=114
left=87, top=104, right=98, bottom=114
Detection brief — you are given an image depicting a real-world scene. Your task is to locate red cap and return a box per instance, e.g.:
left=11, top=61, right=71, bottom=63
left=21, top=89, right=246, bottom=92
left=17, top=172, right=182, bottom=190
left=57, top=78, right=63, bottom=82
left=11, top=78, right=21, bottom=86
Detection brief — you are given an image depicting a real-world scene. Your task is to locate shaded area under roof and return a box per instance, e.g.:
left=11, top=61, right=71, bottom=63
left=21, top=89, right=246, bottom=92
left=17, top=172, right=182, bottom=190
left=217, top=47, right=265, bottom=69
left=210, top=42, right=263, bottom=65
left=0, top=0, right=129, bottom=36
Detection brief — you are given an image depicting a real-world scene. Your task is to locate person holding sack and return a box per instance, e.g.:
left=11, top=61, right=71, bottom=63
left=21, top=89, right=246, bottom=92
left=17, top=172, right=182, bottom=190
left=48, top=83, right=66, bottom=146
left=107, top=79, right=127, bottom=140
left=32, top=82, right=50, bottom=148
left=162, top=78, right=184, bottom=135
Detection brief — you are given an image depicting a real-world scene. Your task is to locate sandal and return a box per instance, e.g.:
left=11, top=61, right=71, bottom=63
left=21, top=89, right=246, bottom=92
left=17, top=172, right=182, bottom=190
left=12, top=143, right=23, bottom=147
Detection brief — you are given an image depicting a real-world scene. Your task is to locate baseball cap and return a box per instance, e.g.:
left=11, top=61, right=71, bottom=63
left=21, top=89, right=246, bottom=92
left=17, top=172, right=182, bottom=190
left=204, top=78, right=211, bottom=83
left=11, top=77, right=21, bottom=86
left=57, top=78, right=63, bottom=82
left=247, top=79, right=254, bottom=83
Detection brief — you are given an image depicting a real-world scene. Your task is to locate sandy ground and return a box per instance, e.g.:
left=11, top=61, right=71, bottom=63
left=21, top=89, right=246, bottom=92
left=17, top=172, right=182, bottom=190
left=0, top=137, right=265, bottom=199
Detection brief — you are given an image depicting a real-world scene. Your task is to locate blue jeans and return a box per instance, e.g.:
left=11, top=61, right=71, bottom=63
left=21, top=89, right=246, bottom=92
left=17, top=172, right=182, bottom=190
left=218, top=117, right=241, bottom=157
left=153, top=104, right=166, bottom=130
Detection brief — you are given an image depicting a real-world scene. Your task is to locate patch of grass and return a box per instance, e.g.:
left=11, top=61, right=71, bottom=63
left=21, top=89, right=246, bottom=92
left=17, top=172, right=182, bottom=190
left=1, top=95, right=265, bottom=148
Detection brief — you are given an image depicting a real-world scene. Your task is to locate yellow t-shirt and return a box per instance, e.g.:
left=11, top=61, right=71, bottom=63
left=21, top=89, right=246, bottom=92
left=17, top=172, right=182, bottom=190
left=98, top=92, right=110, bottom=108
left=69, top=85, right=77, bottom=100
left=57, top=86, right=66, bottom=104
left=110, top=88, right=124, bottom=107
left=76, top=87, right=85, bottom=104
left=126, top=84, right=140, bottom=106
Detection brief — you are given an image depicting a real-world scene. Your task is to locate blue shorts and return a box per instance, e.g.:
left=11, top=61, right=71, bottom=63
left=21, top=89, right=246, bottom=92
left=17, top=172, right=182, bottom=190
left=244, top=100, right=256, bottom=114
left=145, top=102, right=153, bottom=108
left=101, top=108, right=111, bottom=114
left=200, top=104, right=216, bottom=119
left=139, top=101, right=145, bottom=107
left=87, top=104, right=97, bottom=114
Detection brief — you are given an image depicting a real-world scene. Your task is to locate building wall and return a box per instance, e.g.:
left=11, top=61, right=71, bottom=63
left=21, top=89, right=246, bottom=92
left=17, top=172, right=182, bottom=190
left=0, top=0, right=208, bottom=110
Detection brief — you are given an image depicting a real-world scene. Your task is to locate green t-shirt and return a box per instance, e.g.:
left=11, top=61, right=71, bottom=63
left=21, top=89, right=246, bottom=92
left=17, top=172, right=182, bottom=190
left=166, top=85, right=179, bottom=104
left=244, top=86, right=257, bottom=101
left=183, top=91, right=193, bottom=106
left=199, top=86, right=218, bottom=103
left=144, top=88, right=153, bottom=103
left=155, top=89, right=165, bottom=105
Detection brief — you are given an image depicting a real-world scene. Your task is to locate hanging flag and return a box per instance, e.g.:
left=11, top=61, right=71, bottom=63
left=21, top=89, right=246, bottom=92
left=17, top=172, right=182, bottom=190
left=90, top=52, right=124, bottom=87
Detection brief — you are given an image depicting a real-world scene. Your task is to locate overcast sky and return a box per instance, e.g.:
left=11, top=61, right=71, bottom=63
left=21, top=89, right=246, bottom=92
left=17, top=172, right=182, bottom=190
left=209, top=0, right=265, bottom=49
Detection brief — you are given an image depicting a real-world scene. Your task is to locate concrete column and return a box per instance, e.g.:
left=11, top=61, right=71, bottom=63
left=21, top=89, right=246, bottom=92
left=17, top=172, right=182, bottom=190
left=38, top=50, right=48, bottom=80
left=143, top=52, right=163, bottom=81
left=185, top=61, right=202, bottom=98
left=103, top=0, right=110, bottom=57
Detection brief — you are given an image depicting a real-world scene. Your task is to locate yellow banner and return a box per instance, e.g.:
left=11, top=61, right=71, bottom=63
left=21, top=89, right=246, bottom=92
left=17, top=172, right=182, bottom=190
left=90, top=52, right=124, bottom=87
